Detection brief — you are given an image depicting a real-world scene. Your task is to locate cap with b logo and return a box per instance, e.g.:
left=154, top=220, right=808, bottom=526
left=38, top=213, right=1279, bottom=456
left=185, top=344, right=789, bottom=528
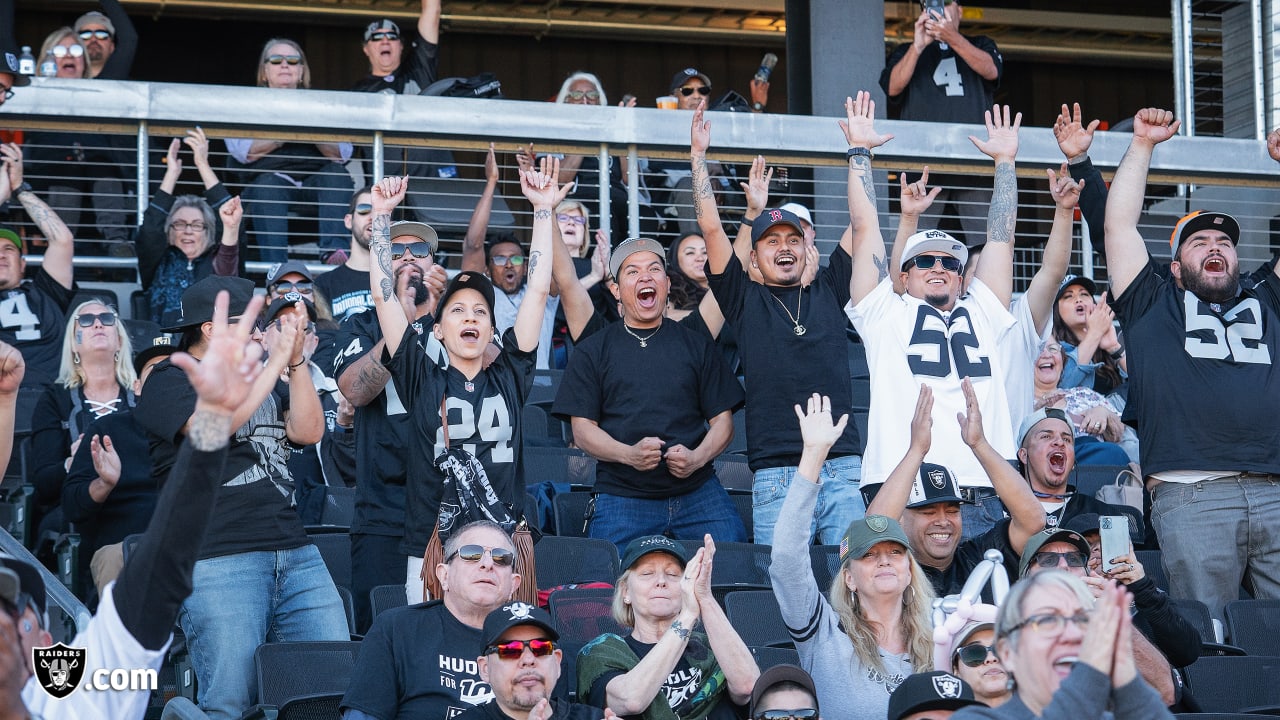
left=751, top=208, right=805, bottom=244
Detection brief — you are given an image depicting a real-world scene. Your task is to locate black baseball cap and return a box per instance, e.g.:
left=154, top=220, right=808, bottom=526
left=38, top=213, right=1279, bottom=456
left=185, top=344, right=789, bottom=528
left=436, top=271, right=496, bottom=319
left=164, top=276, right=256, bottom=331
left=670, top=67, right=712, bottom=94
left=749, top=664, right=819, bottom=718
left=1170, top=211, right=1239, bottom=252
left=620, top=535, right=689, bottom=572
left=0, top=554, right=46, bottom=625
left=263, top=292, right=318, bottom=324
left=480, top=601, right=560, bottom=649
left=1054, top=275, right=1098, bottom=302
left=906, top=463, right=966, bottom=508
left=265, top=260, right=315, bottom=288
left=751, top=209, right=806, bottom=244
left=887, top=671, right=981, bottom=720
left=363, top=18, right=401, bottom=41
left=130, top=324, right=177, bottom=375
left=1063, top=512, right=1101, bottom=535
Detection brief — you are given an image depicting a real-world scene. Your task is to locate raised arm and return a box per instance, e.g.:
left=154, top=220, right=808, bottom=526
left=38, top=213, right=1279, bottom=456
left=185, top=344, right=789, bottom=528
left=185, top=128, right=222, bottom=190
left=213, top=196, right=243, bottom=277
left=419, top=0, right=441, bottom=45
left=1104, top=108, right=1180, bottom=296
left=893, top=167, right=942, bottom=295
left=865, top=385, right=932, bottom=518
left=688, top=536, right=759, bottom=705
left=1267, top=129, right=1280, bottom=281
left=841, top=92, right=894, bottom=306
left=549, top=195, right=597, bottom=341
left=3, top=144, right=74, bottom=290
left=0, top=342, right=23, bottom=473
left=969, top=105, right=1021, bottom=307
left=278, top=305, right=325, bottom=445
left=691, top=102, right=735, bottom=275
left=462, top=143, right=500, bottom=274
left=1055, top=104, right=1108, bottom=258
left=368, top=176, right=412, bottom=355
left=734, top=156, right=772, bottom=267
left=885, top=12, right=932, bottom=97
left=1022, top=164, right=1082, bottom=333
left=512, top=156, right=569, bottom=353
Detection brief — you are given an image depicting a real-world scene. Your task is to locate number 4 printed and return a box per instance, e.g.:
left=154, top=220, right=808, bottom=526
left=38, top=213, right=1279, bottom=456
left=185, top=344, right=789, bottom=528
left=932, top=57, right=964, bottom=97
left=0, top=294, right=40, bottom=341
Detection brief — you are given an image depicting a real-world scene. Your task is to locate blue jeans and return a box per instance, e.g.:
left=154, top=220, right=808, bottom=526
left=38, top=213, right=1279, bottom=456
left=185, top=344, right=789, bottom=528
left=242, top=166, right=352, bottom=262
left=959, top=491, right=1007, bottom=542
left=179, top=545, right=349, bottom=720
left=589, top=475, right=747, bottom=555
left=1151, top=474, right=1280, bottom=621
left=1073, top=436, right=1133, bottom=467
left=752, top=455, right=864, bottom=546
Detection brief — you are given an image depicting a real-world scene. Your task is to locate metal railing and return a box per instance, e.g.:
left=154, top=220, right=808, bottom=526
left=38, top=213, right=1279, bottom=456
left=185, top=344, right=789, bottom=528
left=0, top=529, right=93, bottom=639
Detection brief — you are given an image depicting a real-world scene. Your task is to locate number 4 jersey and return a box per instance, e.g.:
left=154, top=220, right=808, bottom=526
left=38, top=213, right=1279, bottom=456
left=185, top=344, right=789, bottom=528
left=0, top=268, right=74, bottom=388
left=1112, top=260, right=1280, bottom=476
left=847, top=278, right=1017, bottom=489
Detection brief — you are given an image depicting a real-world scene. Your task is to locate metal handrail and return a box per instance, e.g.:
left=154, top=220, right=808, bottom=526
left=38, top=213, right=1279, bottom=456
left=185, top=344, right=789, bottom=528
left=0, top=529, right=93, bottom=636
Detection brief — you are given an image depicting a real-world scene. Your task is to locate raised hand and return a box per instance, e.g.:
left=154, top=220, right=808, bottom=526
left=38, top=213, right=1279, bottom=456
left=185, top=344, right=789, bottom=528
left=0, top=342, right=24, bottom=396
left=969, top=104, right=1022, bottom=163
left=1047, top=163, right=1084, bottom=210
left=899, top=166, right=942, bottom=217
left=1054, top=103, right=1100, bottom=159
left=184, top=127, right=211, bottom=169
left=956, top=377, right=986, bottom=448
left=691, top=100, right=712, bottom=155
left=219, top=195, right=244, bottom=232
left=519, top=155, right=569, bottom=208
left=1132, top=108, right=1180, bottom=145
left=0, top=143, right=23, bottom=189
left=372, top=175, right=410, bottom=216
left=839, top=91, right=894, bottom=149
left=514, top=143, right=537, bottom=174
left=169, top=291, right=268, bottom=418
left=691, top=535, right=716, bottom=603
left=1083, top=292, right=1116, bottom=343
left=89, top=434, right=121, bottom=488
left=484, top=142, right=499, bottom=184
left=909, top=384, right=933, bottom=456
left=680, top=546, right=709, bottom=614
left=1269, top=128, right=1280, bottom=164
left=911, top=9, right=933, bottom=51
left=162, top=138, right=183, bottom=182
left=924, top=2, right=961, bottom=45
left=794, top=393, right=849, bottom=452
left=740, top=155, right=773, bottom=215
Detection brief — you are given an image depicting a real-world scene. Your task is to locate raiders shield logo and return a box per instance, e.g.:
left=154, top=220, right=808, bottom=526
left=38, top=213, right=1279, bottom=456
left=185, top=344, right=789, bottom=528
left=928, top=468, right=946, bottom=490
left=867, top=516, right=889, bottom=533
left=931, top=673, right=962, bottom=699
left=33, top=643, right=86, bottom=699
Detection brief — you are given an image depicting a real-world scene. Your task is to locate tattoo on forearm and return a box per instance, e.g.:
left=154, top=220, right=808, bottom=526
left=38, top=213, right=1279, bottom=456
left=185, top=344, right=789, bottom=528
left=529, top=250, right=542, bottom=275
left=533, top=209, right=551, bottom=221
left=371, top=214, right=394, bottom=301
left=988, top=162, right=1016, bottom=245
left=351, top=357, right=391, bottom=400
left=873, top=253, right=890, bottom=282
left=21, top=195, right=64, bottom=241
left=187, top=409, right=232, bottom=451
left=851, top=156, right=877, bottom=208
left=691, top=157, right=712, bottom=220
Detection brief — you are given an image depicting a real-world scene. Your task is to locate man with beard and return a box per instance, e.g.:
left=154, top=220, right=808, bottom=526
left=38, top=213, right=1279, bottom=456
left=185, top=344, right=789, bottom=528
left=74, top=4, right=136, bottom=79
left=845, top=93, right=1022, bottom=539
left=316, top=187, right=377, bottom=322
left=333, top=219, right=446, bottom=630
left=1104, top=107, right=1280, bottom=621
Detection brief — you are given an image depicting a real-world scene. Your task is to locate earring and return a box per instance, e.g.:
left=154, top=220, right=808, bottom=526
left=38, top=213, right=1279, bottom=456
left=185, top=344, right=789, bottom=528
left=72, top=352, right=81, bottom=365
left=113, top=351, right=119, bottom=362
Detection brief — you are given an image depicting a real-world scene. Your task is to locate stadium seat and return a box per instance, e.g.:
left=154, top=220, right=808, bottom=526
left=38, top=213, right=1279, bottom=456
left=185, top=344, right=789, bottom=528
left=1135, top=550, right=1168, bottom=593
left=318, top=486, right=355, bottom=528
left=525, top=447, right=597, bottom=489
left=242, top=641, right=361, bottom=719
left=730, top=493, right=754, bottom=543
left=548, top=587, right=625, bottom=644
left=308, top=531, right=352, bottom=592
left=675, top=540, right=771, bottom=588
left=528, top=369, right=563, bottom=406
left=369, top=584, right=407, bottom=623
left=552, top=492, right=593, bottom=538
left=725, top=590, right=791, bottom=648
left=809, top=545, right=841, bottom=592
left=1183, top=656, right=1280, bottom=714
left=1224, top=600, right=1280, bottom=656
left=535, top=535, right=620, bottom=588
left=725, top=410, right=747, bottom=455
left=1170, top=598, right=1245, bottom=656
left=335, top=586, right=357, bottom=638
left=276, top=691, right=344, bottom=720
left=714, top=454, right=753, bottom=494
left=750, top=645, right=800, bottom=670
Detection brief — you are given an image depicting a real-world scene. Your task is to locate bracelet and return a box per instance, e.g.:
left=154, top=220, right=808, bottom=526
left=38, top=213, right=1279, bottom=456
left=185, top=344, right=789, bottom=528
left=846, top=147, right=872, bottom=160
left=14, top=182, right=33, bottom=197
left=669, top=619, right=692, bottom=641
left=1108, top=347, right=1125, bottom=361
left=287, top=359, right=308, bottom=373
left=741, top=216, right=758, bottom=225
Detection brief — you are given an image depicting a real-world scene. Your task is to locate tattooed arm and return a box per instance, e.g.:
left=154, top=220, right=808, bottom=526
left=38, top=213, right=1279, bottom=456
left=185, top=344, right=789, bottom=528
left=840, top=92, right=893, bottom=306
left=368, top=176, right=411, bottom=355
left=969, top=104, right=1022, bottom=307
left=337, top=339, right=392, bottom=407
left=690, top=101, right=736, bottom=275
left=513, top=156, right=571, bottom=353
left=2, top=143, right=74, bottom=290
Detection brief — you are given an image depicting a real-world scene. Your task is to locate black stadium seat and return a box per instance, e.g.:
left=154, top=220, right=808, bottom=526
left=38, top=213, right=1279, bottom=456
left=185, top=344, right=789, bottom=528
left=1224, top=599, right=1280, bottom=656
left=750, top=645, right=800, bottom=670
left=725, top=590, right=791, bottom=648
left=552, top=492, right=593, bottom=537
left=1183, top=656, right=1280, bottom=714
left=535, top=535, right=620, bottom=588
left=308, top=531, right=352, bottom=592
left=369, top=584, right=407, bottom=623
left=276, top=692, right=344, bottom=720
left=249, top=641, right=361, bottom=716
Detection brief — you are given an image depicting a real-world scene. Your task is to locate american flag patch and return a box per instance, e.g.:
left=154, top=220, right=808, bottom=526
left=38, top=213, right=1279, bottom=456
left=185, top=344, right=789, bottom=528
left=839, top=536, right=849, bottom=559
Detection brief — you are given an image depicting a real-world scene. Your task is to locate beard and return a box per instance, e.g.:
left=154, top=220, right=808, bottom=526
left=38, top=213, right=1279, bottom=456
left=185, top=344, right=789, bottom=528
left=355, top=229, right=370, bottom=250
left=1180, top=263, right=1239, bottom=304
left=924, top=291, right=953, bottom=310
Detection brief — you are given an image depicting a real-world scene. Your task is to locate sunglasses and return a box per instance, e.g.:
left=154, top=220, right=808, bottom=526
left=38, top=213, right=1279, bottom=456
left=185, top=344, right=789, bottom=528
left=264, top=318, right=316, bottom=334
left=271, top=281, right=313, bottom=296
left=906, top=255, right=963, bottom=273
left=679, top=86, right=712, bottom=97
left=557, top=214, right=587, bottom=226
left=391, top=241, right=433, bottom=260
left=368, top=31, right=399, bottom=42
left=954, top=643, right=997, bottom=668
left=753, top=711, right=818, bottom=720
left=78, top=29, right=113, bottom=41
left=565, top=89, right=601, bottom=102
left=170, top=221, right=207, bottom=233
left=0, top=87, right=12, bottom=102
left=266, top=54, right=302, bottom=66
left=447, top=544, right=515, bottom=566
left=52, top=44, right=85, bottom=58
left=76, top=311, right=117, bottom=328
left=353, top=203, right=373, bottom=216
left=1031, top=550, right=1088, bottom=569
left=491, top=255, right=525, bottom=267
left=485, top=638, right=555, bottom=660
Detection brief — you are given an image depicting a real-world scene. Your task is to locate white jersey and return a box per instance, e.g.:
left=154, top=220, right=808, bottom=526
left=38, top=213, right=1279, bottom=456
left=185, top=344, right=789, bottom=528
left=493, top=286, right=560, bottom=370
left=23, top=582, right=169, bottom=719
left=1004, top=294, right=1049, bottom=433
left=847, top=278, right=1017, bottom=488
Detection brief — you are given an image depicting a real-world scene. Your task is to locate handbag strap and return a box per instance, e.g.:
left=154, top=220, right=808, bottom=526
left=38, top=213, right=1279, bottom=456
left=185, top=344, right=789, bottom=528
left=439, top=394, right=449, bottom=449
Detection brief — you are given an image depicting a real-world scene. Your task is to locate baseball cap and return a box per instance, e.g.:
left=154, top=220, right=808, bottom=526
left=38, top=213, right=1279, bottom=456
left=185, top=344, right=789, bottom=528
left=778, top=203, right=813, bottom=227
left=164, top=276, right=256, bottom=331
left=670, top=67, right=712, bottom=94
left=265, top=260, right=315, bottom=288
left=1016, top=407, right=1072, bottom=446
left=609, top=238, right=666, bottom=278
left=749, top=664, right=819, bottom=718
left=1018, top=528, right=1092, bottom=577
left=0, top=554, right=46, bottom=624
left=906, top=463, right=965, bottom=508
left=948, top=619, right=997, bottom=666
left=480, top=601, right=560, bottom=650
left=887, top=672, right=981, bottom=720
left=839, top=514, right=911, bottom=563
left=1063, top=512, right=1101, bottom=536
left=74, top=10, right=116, bottom=35
left=363, top=19, right=401, bottom=42
left=0, top=226, right=22, bottom=251
left=390, top=220, right=439, bottom=256
left=620, top=535, right=689, bottom=572
left=1170, top=211, right=1239, bottom=252
left=129, top=323, right=177, bottom=375
left=263, top=292, right=318, bottom=324
left=901, top=229, right=968, bottom=269
left=751, top=208, right=806, bottom=244
left=1054, top=275, right=1098, bottom=302
left=436, top=270, right=496, bottom=319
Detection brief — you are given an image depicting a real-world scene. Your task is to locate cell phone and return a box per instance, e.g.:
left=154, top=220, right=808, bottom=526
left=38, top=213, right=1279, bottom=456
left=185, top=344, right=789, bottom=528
left=922, top=0, right=946, bottom=18
left=1099, top=515, right=1129, bottom=574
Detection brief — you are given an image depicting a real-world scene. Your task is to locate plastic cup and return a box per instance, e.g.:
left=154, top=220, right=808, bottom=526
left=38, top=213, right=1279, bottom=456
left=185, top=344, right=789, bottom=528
left=656, top=96, right=678, bottom=110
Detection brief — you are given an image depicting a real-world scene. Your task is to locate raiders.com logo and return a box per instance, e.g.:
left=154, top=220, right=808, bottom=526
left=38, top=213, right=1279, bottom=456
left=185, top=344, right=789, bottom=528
left=34, top=643, right=86, bottom=699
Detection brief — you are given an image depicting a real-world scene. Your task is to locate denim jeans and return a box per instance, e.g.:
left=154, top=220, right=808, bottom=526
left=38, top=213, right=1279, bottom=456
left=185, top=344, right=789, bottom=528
left=589, top=475, right=747, bottom=555
left=959, top=492, right=1008, bottom=542
left=1151, top=474, right=1280, bottom=621
left=179, top=545, right=349, bottom=720
left=242, top=167, right=352, bottom=262
left=752, top=455, right=864, bottom=546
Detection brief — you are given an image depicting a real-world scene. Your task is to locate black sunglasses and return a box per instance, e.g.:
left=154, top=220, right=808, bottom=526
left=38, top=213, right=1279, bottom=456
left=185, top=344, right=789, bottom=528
left=955, top=643, right=997, bottom=668
left=391, top=241, right=433, bottom=260
left=271, top=281, right=313, bottom=295
left=266, top=54, right=302, bottom=66
left=906, top=255, right=963, bottom=273
left=1031, top=550, right=1088, bottom=569
left=78, top=29, right=113, bottom=41
left=679, top=86, right=712, bottom=97
left=447, top=544, right=515, bottom=566
left=485, top=638, right=555, bottom=660
left=368, top=31, right=399, bottom=42
left=754, top=710, right=818, bottom=720
left=76, top=311, right=117, bottom=328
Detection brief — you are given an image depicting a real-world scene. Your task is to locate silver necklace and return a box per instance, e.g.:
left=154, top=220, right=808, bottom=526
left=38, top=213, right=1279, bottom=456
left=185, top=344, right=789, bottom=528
left=623, top=322, right=661, bottom=348
left=772, top=287, right=806, bottom=336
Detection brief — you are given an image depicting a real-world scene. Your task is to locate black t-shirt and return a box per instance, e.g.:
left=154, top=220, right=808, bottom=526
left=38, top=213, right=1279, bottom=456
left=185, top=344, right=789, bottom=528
left=342, top=601, right=493, bottom=720
left=707, top=250, right=860, bottom=471
left=880, top=36, right=1002, bottom=124
left=63, top=411, right=156, bottom=561
left=387, top=327, right=536, bottom=557
left=1046, top=492, right=1144, bottom=546
left=924, top=518, right=1019, bottom=599
left=552, top=319, right=743, bottom=498
left=134, top=361, right=309, bottom=559
left=1111, top=260, right=1280, bottom=475
left=0, top=267, right=74, bottom=388
left=350, top=31, right=439, bottom=95
left=586, top=636, right=737, bottom=720
left=457, top=699, right=605, bottom=720
left=316, top=264, right=373, bottom=323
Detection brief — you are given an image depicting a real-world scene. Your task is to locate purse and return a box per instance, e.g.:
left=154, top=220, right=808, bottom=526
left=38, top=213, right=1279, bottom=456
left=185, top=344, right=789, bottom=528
left=1095, top=466, right=1144, bottom=514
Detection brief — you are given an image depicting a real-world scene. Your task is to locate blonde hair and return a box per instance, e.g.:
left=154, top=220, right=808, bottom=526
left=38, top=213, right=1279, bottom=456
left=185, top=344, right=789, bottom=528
left=256, top=38, right=311, bottom=89
left=827, top=552, right=936, bottom=675
left=39, top=28, right=90, bottom=78
left=555, top=200, right=592, bottom=258
left=57, top=301, right=137, bottom=389
left=611, top=568, right=637, bottom=629
left=555, top=72, right=607, bottom=106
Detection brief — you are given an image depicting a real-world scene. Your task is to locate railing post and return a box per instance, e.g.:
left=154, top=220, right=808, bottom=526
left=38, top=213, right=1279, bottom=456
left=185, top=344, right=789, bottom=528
left=1079, top=212, right=1094, bottom=282
left=135, top=121, right=148, bottom=279
left=598, top=144, right=611, bottom=242
left=627, top=144, right=640, bottom=239
left=373, top=131, right=385, bottom=181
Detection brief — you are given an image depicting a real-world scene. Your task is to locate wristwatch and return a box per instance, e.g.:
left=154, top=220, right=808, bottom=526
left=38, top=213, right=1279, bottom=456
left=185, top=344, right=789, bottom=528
left=846, top=147, right=872, bottom=160
left=14, top=182, right=33, bottom=196
left=751, top=102, right=765, bottom=112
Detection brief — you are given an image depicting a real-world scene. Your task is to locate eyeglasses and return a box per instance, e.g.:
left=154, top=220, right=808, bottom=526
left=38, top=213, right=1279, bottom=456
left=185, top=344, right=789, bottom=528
left=446, top=544, right=515, bottom=567
left=391, top=241, right=433, bottom=260
left=78, top=29, right=112, bottom=41
left=1008, top=612, right=1090, bottom=637
left=954, top=643, right=997, bottom=668
left=565, top=89, right=601, bottom=102
left=753, top=710, right=818, bottom=720
left=1030, top=550, right=1088, bottom=569
left=76, top=312, right=117, bottom=327
left=679, top=86, right=712, bottom=97
left=491, top=255, right=525, bottom=267
left=170, top=221, right=207, bottom=233
left=52, top=44, right=85, bottom=58
left=485, top=638, right=555, bottom=660
left=0, top=87, right=12, bottom=102
left=266, top=54, right=302, bottom=66
left=368, top=31, right=399, bottom=42
left=271, top=281, right=313, bottom=296
left=557, top=214, right=587, bottom=226
left=907, top=255, right=963, bottom=273
left=353, top=203, right=373, bottom=216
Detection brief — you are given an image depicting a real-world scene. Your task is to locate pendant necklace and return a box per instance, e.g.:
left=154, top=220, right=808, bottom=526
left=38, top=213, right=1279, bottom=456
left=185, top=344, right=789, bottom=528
left=772, top=287, right=806, bottom=336
left=623, top=322, right=661, bottom=348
